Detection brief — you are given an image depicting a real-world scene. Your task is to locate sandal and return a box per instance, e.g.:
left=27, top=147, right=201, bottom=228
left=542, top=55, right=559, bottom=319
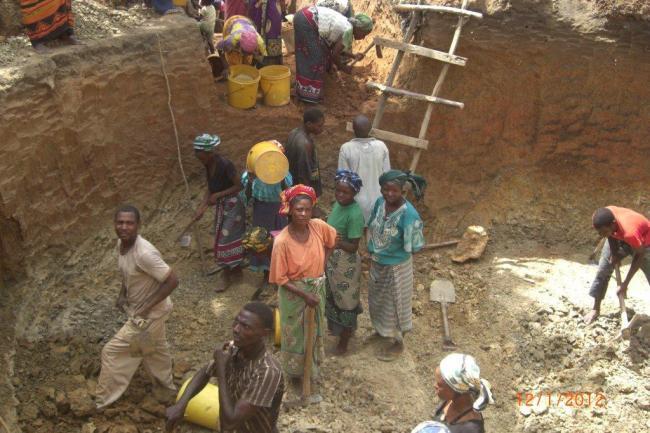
left=376, top=348, right=402, bottom=362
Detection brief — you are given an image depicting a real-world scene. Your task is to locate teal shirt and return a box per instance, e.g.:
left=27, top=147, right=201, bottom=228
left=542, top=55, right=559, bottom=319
left=327, top=201, right=365, bottom=241
left=240, top=171, right=293, bottom=204
left=367, top=197, right=424, bottom=265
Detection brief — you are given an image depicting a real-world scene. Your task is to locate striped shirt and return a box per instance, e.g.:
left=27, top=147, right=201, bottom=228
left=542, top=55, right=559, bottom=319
left=212, top=347, right=284, bottom=433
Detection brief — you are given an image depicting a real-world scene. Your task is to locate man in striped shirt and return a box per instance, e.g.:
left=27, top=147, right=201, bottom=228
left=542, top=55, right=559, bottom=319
left=165, top=302, right=284, bottom=432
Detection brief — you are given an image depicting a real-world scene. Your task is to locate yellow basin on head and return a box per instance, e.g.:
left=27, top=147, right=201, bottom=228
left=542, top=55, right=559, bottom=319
left=246, top=141, right=289, bottom=184
left=177, top=377, right=220, bottom=430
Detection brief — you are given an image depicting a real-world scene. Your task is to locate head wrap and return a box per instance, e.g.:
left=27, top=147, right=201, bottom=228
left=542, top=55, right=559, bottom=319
left=279, top=184, right=317, bottom=216
left=410, top=421, right=451, bottom=433
left=349, top=13, right=374, bottom=33
left=335, top=169, right=363, bottom=193
left=239, top=31, right=258, bottom=54
left=378, top=169, right=427, bottom=200
left=242, top=226, right=273, bottom=253
left=439, top=353, right=494, bottom=412
left=193, top=134, right=220, bottom=151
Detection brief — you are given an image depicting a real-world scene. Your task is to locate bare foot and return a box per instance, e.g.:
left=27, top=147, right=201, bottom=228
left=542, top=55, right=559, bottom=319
left=61, top=34, right=82, bottom=45
left=333, top=330, right=351, bottom=355
left=583, top=309, right=600, bottom=325
left=376, top=340, right=404, bottom=361
left=32, top=43, right=50, bottom=53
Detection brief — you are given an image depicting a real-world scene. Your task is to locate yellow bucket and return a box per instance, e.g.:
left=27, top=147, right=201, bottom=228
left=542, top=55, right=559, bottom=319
left=274, top=308, right=281, bottom=347
left=227, top=64, right=260, bottom=109
left=246, top=141, right=289, bottom=184
left=172, top=0, right=187, bottom=6
left=259, top=65, right=291, bottom=107
left=177, top=378, right=220, bottom=430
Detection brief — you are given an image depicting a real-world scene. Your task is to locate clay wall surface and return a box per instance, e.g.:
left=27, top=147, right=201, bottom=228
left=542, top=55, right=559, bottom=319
left=0, top=18, right=220, bottom=284
left=0, top=0, right=21, bottom=37
left=355, top=0, right=650, bottom=243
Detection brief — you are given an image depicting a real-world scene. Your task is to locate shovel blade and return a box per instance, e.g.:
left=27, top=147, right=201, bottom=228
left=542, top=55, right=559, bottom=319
left=430, top=279, right=456, bottom=304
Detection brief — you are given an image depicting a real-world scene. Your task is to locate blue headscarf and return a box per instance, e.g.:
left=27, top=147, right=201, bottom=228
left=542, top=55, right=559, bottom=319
left=335, top=169, right=363, bottom=193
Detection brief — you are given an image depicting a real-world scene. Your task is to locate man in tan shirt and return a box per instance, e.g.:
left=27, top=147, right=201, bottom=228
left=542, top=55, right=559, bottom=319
left=96, top=205, right=179, bottom=409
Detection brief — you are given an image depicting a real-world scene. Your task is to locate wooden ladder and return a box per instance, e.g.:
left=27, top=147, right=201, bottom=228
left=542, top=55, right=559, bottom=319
left=347, top=0, right=483, bottom=173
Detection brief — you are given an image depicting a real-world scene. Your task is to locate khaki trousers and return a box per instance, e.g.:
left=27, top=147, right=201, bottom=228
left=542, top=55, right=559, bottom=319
left=95, top=313, right=175, bottom=408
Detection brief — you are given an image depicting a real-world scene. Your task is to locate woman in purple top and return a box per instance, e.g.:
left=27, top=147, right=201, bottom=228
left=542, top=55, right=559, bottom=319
left=248, top=0, right=285, bottom=65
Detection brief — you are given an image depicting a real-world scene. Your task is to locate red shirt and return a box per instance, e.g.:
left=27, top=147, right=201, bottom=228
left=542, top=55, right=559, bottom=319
left=608, top=206, right=650, bottom=249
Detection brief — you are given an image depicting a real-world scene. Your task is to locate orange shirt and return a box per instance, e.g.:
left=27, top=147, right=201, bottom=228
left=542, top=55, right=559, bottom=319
left=608, top=206, right=650, bottom=249
left=269, top=219, right=337, bottom=286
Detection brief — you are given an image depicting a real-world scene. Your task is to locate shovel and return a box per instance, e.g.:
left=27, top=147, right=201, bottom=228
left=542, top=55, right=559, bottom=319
left=430, top=279, right=457, bottom=351
left=614, top=264, right=633, bottom=339
left=350, top=42, right=383, bottom=67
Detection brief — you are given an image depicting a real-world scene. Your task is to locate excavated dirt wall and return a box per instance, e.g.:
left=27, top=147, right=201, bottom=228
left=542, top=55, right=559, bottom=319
left=356, top=0, right=650, bottom=243
left=0, top=18, right=222, bottom=284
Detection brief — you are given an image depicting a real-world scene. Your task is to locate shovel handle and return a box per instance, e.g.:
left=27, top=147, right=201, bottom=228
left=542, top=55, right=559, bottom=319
left=350, top=42, right=376, bottom=67
left=614, top=264, right=629, bottom=328
left=302, top=306, right=316, bottom=398
left=441, top=302, right=451, bottom=341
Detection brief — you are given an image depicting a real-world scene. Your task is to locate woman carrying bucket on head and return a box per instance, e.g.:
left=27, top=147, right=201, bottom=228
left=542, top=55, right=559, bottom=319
left=241, top=140, right=293, bottom=299
left=217, top=15, right=268, bottom=78
left=192, top=134, right=246, bottom=291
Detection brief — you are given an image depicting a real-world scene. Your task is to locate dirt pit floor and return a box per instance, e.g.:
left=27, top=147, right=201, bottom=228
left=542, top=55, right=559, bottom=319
left=11, top=177, right=650, bottom=433
left=3, top=1, right=650, bottom=433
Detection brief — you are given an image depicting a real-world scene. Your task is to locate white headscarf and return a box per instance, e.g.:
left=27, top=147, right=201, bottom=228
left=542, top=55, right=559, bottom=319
left=439, top=353, right=494, bottom=411
left=411, top=421, right=451, bottom=433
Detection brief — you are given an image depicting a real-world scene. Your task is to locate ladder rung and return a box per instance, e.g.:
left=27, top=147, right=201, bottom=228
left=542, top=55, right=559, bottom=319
left=393, top=4, right=483, bottom=19
left=346, top=122, right=428, bottom=150
left=374, top=37, right=467, bottom=66
left=367, top=82, right=465, bottom=109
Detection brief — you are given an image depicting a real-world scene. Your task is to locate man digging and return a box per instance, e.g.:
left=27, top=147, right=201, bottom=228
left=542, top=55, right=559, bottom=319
left=95, top=205, right=179, bottom=409
left=584, top=206, right=650, bottom=325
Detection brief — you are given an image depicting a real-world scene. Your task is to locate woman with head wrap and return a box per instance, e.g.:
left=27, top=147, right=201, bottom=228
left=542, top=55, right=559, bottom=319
left=433, top=353, right=494, bottom=433
left=367, top=169, right=426, bottom=361
left=293, top=6, right=374, bottom=102
left=241, top=141, right=293, bottom=299
left=269, top=185, right=337, bottom=396
left=217, top=15, right=268, bottom=76
left=193, top=134, right=246, bottom=291
left=325, top=169, right=365, bottom=355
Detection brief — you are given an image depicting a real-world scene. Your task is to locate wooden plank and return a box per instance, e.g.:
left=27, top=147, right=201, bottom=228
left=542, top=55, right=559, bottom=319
left=367, top=82, right=464, bottom=109
left=410, top=0, right=472, bottom=173
left=346, top=122, right=429, bottom=149
left=393, top=3, right=483, bottom=19
left=371, top=1, right=422, bottom=129
left=374, top=37, right=467, bottom=66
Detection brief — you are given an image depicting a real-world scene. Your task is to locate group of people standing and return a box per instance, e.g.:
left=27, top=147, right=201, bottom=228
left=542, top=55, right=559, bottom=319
left=91, top=104, right=500, bottom=432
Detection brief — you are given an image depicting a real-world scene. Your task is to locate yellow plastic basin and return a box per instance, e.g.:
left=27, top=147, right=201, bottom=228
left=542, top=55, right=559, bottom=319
left=227, top=64, right=260, bottom=109
left=259, top=65, right=291, bottom=107
left=246, top=141, right=289, bottom=184
left=176, top=378, right=220, bottom=430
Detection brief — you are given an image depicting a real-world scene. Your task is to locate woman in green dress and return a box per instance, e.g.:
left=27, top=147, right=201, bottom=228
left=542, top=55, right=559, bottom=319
left=325, top=169, right=365, bottom=355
